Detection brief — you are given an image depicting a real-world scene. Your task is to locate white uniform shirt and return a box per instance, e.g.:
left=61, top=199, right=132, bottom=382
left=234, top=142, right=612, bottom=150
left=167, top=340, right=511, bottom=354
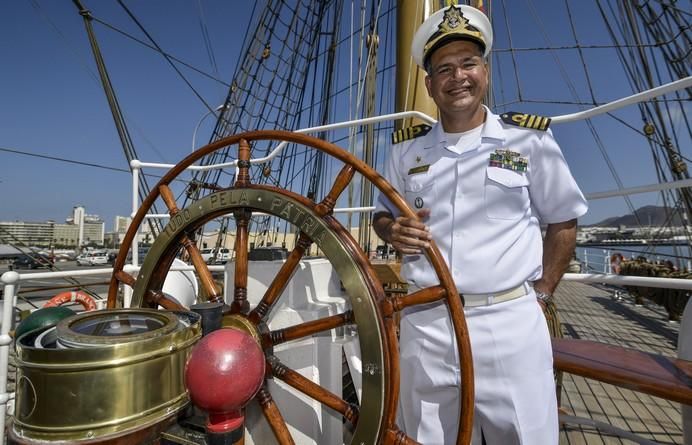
left=376, top=108, right=588, bottom=294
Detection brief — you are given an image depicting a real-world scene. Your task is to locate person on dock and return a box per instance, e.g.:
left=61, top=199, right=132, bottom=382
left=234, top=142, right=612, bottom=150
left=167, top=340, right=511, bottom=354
left=373, top=4, right=588, bottom=444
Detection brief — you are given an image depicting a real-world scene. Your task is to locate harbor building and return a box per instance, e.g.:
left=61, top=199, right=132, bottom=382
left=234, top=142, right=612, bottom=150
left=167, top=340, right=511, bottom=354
left=0, top=205, right=105, bottom=248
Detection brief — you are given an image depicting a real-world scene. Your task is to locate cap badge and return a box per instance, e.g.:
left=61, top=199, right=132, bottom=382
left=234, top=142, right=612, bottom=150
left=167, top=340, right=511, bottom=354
left=439, top=6, right=465, bottom=32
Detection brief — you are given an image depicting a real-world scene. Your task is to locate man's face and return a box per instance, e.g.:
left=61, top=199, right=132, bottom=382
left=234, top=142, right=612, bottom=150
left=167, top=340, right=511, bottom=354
left=424, top=40, right=488, bottom=118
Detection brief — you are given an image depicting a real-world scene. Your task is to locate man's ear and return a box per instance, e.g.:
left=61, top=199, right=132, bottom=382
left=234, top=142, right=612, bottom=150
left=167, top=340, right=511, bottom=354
left=424, top=75, right=433, bottom=97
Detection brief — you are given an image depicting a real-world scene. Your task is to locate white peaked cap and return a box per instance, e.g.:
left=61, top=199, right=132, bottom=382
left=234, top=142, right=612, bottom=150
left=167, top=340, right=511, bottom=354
left=411, top=4, right=493, bottom=68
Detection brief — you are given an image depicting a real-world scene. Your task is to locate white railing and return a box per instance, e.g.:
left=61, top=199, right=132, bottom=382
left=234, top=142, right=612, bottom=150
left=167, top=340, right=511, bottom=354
left=582, top=249, right=613, bottom=274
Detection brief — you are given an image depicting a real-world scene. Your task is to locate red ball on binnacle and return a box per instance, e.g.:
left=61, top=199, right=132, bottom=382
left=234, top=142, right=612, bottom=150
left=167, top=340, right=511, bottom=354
left=185, top=328, right=265, bottom=432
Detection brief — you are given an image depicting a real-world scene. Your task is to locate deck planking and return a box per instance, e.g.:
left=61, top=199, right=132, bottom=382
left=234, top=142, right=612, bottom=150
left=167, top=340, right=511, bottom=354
left=556, top=281, right=686, bottom=445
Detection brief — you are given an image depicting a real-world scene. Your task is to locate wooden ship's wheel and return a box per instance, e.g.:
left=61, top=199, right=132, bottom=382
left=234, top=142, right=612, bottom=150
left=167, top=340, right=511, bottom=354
left=105, top=131, right=474, bottom=445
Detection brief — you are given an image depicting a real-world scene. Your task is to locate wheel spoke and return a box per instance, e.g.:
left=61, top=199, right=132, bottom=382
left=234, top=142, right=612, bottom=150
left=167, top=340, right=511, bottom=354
left=262, top=310, right=354, bottom=348
left=114, top=271, right=185, bottom=310
left=159, top=184, right=222, bottom=302
left=382, top=315, right=399, bottom=431
left=109, top=270, right=136, bottom=308
left=180, top=237, right=222, bottom=302
left=248, top=233, right=311, bottom=324
left=268, top=356, right=358, bottom=425
left=382, top=428, right=422, bottom=445
left=314, top=164, right=355, bottom=216
left=159, top=183, right=182, bottom=214
left=145, top=290, right=186, bottom=311
left=255, top=386, right=295, bottom=445
left=188, top=180, right=223, bottom=194
left=229, top=139, right=252, bottom=313
left=231, top=209, right=251, bottom=313
left=381, top=285, right=447, bottom=316
left=234, top=139, right=252, bottom=187
left=115, top=270, right=136, bottom=288
left=114, top=239, right=197, bottom=311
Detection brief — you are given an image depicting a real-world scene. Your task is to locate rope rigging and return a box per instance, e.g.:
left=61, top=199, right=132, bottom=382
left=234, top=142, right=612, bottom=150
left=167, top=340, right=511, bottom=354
left=114, top=0, right=216, bottom=115
left=72, top=0, right=163, bottom=237
left=196, top=0, right=332, bottom=251
left=596, top=0, right=692, bottom=256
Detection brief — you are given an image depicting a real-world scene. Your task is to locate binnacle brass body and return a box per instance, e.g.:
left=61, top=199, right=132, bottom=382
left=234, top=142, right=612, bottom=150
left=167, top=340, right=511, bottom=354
left=12, top=309, right=201, bottom=443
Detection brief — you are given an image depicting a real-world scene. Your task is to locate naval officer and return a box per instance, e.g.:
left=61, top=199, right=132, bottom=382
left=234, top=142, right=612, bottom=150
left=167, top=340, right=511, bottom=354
left=373, top=4, right=588, bottom=444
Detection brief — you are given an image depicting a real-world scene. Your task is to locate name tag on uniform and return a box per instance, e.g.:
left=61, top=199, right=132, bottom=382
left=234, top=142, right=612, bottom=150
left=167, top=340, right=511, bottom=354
left=408, top=164, right=430, bottom=175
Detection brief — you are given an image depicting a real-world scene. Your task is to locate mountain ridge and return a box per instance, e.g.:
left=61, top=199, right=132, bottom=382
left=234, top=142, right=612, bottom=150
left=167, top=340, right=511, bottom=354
left=589, top=205, right=685, bottom=227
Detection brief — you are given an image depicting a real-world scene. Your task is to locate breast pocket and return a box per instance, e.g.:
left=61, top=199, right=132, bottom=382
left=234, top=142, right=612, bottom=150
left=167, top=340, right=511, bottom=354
left=485, top=167, right=530, bottom=220
left=404, top=174, right=435, bottom=211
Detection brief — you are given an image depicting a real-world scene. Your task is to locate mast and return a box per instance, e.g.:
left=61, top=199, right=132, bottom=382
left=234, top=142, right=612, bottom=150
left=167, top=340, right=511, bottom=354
left=358, top=4, right=380, bottom=255
left=72, top=0, right=162, bottom=238
left=395, top=0, right=438, bottom=128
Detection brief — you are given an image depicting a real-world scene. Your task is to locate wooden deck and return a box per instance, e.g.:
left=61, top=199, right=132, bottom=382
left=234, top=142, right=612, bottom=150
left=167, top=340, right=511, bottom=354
left=556, top=281, right=685, bottom=445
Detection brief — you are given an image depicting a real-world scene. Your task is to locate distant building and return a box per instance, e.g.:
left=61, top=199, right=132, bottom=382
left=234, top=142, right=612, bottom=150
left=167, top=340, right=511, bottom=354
left=0, top=221, right=54, bottom=246
left=82, top=217, right=105, bottom=246
left=104, top=215, right=131, bottom=248
left=114, top=216, right=131, bottom=234
left=73, top=206, right=85, bottom=247
left=0, top=205, right=105, bottom=248
left=66, top=206, right=104, bottom=247
left=53, top=224, right=79, bottom=247
left=105, top=215, right=156, bottom=248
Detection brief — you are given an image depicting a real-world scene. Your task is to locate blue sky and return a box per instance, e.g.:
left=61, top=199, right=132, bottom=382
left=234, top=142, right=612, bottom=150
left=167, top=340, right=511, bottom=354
left=1, top=0, right=689, bottom=230
left=1, top=1, right=249, bottom=228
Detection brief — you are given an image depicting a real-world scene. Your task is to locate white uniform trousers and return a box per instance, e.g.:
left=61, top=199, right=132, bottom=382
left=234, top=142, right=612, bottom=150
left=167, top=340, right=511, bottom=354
left=397, top=289, right=558, bottom=444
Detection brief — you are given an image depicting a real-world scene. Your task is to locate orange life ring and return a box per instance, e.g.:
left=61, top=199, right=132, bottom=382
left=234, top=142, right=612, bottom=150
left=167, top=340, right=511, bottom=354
left=43, top=291, right=98, bottom=311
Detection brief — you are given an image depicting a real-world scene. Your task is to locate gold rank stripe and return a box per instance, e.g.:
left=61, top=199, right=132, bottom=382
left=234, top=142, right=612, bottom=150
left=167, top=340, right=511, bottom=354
left=500, top=112, right=551, bottom=131
left=408, top=164, right=430, bottom=175
left=391, top=123, right=433, bottom=144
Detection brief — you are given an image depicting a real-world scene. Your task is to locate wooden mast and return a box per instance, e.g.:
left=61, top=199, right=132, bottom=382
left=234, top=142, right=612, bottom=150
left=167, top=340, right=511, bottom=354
left=395, top=0, right=439, bottom=128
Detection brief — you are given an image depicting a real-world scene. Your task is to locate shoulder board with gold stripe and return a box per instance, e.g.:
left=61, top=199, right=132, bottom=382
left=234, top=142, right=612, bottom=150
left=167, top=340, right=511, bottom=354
left=500, top=112, right=551, bottom=131
left=391, top=124, right=432, bottom=144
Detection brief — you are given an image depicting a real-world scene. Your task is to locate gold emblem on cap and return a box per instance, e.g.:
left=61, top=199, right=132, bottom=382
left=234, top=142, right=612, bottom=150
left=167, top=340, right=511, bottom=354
left=423, top=6, right=485, bottom=58
left=439, top=6, right=464, bottom=32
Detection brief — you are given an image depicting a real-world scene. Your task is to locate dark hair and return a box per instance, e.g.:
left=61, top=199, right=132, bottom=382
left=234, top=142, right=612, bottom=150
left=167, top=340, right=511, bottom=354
left=424, top=58, right=433, bottom=75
